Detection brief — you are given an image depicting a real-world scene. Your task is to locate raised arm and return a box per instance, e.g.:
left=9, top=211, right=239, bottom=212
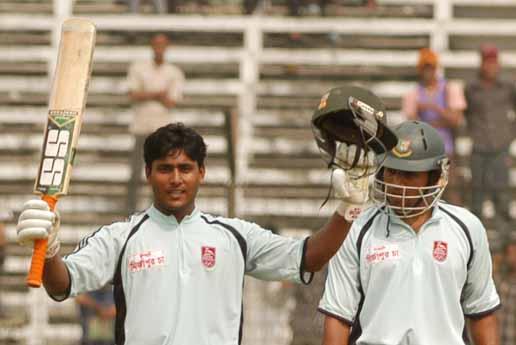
left=43, top=255, right=71, bottom=297
left=16, top=200, right=70, bottom=296
left=304, top=144, right=374, bottom=272
left=304, top=212, right=351, bottom=272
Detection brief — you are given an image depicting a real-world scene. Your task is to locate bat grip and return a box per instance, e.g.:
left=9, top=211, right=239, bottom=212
left=26, top=195, right=58, bottom=288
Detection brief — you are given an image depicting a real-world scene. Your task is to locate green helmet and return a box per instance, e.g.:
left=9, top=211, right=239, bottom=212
left=379, top=120, right=447, bottom=172
left=373, top=121, right=450, bottom=218
left=312, top=85, right=398, bottom=168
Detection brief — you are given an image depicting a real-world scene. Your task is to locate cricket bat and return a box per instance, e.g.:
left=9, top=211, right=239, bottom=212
left=28, top=18, right=96, bottom=288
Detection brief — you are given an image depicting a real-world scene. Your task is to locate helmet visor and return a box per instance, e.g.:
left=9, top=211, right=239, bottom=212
left=372, top=170, right=448, bottom=218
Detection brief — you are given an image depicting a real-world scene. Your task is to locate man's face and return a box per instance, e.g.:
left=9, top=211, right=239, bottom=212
left=146, top=150, right=205, bottom=219
left=151, top=35, right=168, bottom=64
left=382, top=168, right=431, bottom=211
left=420, top=64, right=437, bottom=85
left=481, top=60, right=499, bottom=81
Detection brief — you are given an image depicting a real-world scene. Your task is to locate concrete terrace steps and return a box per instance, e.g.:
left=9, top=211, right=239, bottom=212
left=0, top=60, right=237, bottom=79
left=454, top=4, right=516, bottom=19
left=264, top=32, right=429, bottom=50
left=70, top=0, right=433, bottom=18
left=0, top=132, right=228, bottom=157
left=0, top=91, right=237, bottom=108
left=0, top=2, right=52, bottom=15
left=0, top=106, right=229, bottom=133
left=260, top=64, right=419, bottom=81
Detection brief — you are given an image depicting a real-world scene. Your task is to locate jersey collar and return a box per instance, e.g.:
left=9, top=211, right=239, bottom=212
left=386, top=205, right=443, bottom=234
left=147, top=204, right=201, bottom=227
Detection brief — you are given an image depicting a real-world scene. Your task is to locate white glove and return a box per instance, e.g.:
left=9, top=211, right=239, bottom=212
left=333, top=143, right=375, bottom=221
left=16, top=199, right=61, bottom=259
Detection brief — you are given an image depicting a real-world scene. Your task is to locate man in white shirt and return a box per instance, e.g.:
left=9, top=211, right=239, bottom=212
left=16, top=85, right=392, bottom=345
left=126, top=33, right=185, bottom=213
left=17, top=120, right=373, bottom=345
left=319, top=121, right=500, bottom=345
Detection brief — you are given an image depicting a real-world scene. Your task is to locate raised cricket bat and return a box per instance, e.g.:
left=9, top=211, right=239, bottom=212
left=28, top=18, right=96, bottom=288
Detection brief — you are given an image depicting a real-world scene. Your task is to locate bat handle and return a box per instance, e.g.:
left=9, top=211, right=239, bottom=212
left=26, top=195, right=58, bottom=288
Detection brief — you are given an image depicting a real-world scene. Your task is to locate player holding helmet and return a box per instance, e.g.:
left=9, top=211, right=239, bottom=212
left=319, top=121, right=500, bottom=345
left=16, top=85, right=397, bottom=345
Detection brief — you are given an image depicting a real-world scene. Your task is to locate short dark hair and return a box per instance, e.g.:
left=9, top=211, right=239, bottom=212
left=144, top=123, right=207, bottom=168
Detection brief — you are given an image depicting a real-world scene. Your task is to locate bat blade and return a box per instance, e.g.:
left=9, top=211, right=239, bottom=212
left=28, top=18, right=96, bottom=288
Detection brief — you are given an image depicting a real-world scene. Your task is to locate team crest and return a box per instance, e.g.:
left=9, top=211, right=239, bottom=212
left=318, top=92, right=329, bottom=110
left=392, top=139, right=412, bottom=158
left=433, top=241, right=448, bottom=262
left=201, top=246, right=216, bottom=270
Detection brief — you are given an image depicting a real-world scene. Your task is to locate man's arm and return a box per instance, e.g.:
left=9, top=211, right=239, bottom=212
left=469, top=313, right=499, bottom=345
left=157, top=90, right=177, bottom=109
left=43, top=255, right=71, bottom=298
left=423, top=100, right=463, bottom=128
left=441, top=81, right=466, bottom=128
left=323, top=316, right=351, bottom=345
left=128, top=89, right=161, bottom=102
left=461, top=213, right=501, bottom=343
left=304, top=213, right=351, bottom=272
left=304, top=145, right=373, bottom=272
left=402, top=90, right=418, bottom=120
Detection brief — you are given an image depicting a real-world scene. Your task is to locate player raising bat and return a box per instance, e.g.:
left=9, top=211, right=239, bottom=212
left=16, top=86, right=396, bottom=345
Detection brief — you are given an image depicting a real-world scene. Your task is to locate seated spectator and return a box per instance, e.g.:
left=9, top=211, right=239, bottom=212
left=128, top=0, right=167, bottom=13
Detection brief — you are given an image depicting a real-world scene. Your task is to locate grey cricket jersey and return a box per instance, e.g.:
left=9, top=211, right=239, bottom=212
left=318, top=203, right=500, bottom=345
left=55, top=205, right=312, bottom=345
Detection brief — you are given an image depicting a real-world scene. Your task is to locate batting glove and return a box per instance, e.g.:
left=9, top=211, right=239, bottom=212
left=16, top=199, right=61, bottom=259
left=333, top=143, right=375, bottom=222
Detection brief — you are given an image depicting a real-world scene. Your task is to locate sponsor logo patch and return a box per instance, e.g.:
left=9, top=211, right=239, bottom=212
left=433, top=241, right=448, bottom=262
left=128, top=250, right=166, bottom=273
left=201, top=246, right=216, bottom=270
left=365, top=244, right=401, bottom=265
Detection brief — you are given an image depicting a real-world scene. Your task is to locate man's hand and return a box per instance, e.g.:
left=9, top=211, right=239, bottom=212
left=16, top=200, right=60, bottom=259
left=155, top=89, right=175, bottom=108
left=417, top=101, right=441, bottom=113
left=333, top=143, right=375, bottom=222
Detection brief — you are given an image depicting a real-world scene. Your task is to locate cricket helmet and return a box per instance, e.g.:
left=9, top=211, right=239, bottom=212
left=372, top=121, right=450, bottom=218
left=312, top=85, right=398, bottom=170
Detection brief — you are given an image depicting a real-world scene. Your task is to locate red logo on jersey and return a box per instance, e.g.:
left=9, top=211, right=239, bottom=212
left=433, top=241, right=448, bottom=262
left=201, top=246, right=216, bottom=269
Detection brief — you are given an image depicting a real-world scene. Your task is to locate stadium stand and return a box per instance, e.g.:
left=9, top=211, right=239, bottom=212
left=0, top=0, right=515, bottom=344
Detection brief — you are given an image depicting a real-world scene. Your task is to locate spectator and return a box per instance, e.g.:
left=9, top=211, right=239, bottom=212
left=126, top=33, right=185, bottom=214
left=499, top=233, right=516, bottom=345
left=402, top=47, right=466, bottom=204
left=464, top=44, right=515, bottom=243
left=76, top=285, right=116, bottom=345
left=128, top=0, right=168, bottom=14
